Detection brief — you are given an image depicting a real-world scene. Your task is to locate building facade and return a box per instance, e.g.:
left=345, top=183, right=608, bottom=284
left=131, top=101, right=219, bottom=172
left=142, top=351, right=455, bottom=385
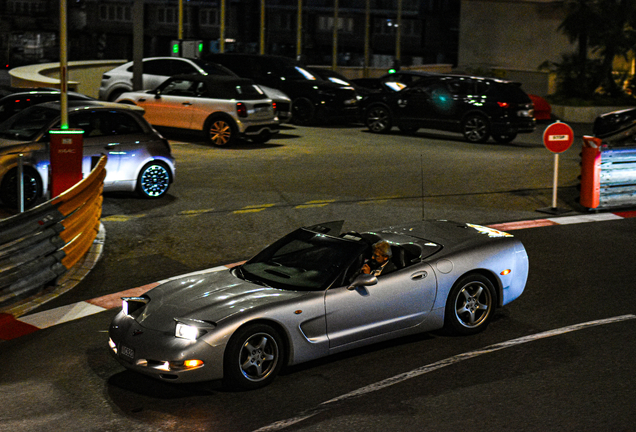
left=1, top=0, right=460, bottom=69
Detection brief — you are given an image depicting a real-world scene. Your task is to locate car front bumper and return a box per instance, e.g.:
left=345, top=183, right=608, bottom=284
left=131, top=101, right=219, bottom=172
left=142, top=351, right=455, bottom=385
left=109, top=311, right=226, bottom=383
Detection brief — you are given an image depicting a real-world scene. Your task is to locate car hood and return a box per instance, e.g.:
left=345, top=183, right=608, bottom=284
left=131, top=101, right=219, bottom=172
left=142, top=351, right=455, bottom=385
left=0, top=140, right=41, bottom=153
left=137, top=268, right=305, bottom=332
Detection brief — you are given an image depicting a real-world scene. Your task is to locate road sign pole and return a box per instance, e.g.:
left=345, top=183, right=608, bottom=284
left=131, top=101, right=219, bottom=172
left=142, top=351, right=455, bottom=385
left=551, top=153, right=559, bottom=209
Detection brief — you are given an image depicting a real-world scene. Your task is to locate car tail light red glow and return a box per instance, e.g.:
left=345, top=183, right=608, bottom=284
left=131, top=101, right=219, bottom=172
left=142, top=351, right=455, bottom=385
left=236, top=102, right=247, bottom=118
left=497, top=102, right=509, bottom=108
left=272, top=102, right=277, bottom=111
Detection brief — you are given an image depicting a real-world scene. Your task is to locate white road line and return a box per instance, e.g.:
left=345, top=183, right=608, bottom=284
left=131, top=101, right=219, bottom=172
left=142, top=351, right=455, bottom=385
left=253, top=314, right=636, bottom=432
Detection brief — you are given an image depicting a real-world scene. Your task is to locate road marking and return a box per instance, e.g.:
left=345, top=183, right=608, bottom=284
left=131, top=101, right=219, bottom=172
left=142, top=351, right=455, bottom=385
left=179, top=209, right=215, bottom=216
left=234, top=204, right=276, bottom=214
left=295, top=199, right=336, bottom=209
left=252, top=314, right=636, bottom=432
left=101, top=214, right=147, bottom=222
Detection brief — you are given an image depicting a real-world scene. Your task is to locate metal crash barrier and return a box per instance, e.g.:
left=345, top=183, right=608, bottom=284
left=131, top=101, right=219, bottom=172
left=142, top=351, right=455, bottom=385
left=0, top=156, right=106, bottom=310
left=580, top=137, right=636, bottom=209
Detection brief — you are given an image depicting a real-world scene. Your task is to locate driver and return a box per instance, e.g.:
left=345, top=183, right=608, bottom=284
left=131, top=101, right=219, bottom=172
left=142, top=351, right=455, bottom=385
left=361, top=240, right=394, bottom=276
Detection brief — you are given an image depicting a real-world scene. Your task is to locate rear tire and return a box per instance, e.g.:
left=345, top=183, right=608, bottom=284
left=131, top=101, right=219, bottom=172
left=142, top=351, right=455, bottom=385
left=136, top=161, right=171, bottom=198
left=462, top=114, right=490, bottom=143
left=365, top=105, right=392, bottom=134
left=205, top=115, right=238, bottom=147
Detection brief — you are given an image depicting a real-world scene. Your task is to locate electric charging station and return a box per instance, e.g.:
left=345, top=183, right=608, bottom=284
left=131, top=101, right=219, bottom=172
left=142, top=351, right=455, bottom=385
left=49, top=128, right=84, bottom=197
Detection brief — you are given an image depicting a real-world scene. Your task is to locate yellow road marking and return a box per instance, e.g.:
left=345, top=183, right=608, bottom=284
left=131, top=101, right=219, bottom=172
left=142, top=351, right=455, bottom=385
left=233, top=204, right=275, bottom=214
left=101, top=214, right=146, bottom=222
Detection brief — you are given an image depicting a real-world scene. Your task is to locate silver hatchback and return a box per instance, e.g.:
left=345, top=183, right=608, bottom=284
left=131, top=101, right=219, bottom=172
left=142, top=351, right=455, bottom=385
left=0, top=100, right=175, bottom=209
left=116, top=74, right=280, bottom=146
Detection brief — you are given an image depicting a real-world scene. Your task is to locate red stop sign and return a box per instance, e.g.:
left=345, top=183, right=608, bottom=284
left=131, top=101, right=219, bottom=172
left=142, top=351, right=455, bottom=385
left=543, top=122, right=574, bottom=153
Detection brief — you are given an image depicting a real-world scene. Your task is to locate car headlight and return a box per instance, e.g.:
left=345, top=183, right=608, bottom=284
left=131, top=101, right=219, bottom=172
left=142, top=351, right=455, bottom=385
left=175, top=322, right=200, bottom=341
left=174, top=318, right=216, bottom=341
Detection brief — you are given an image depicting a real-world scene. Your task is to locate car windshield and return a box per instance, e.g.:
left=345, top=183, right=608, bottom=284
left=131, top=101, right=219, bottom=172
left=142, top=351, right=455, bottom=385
left=237, top=228, right=367, bottom=291
left=0, top=105, right=58, bottom=141
left=192, top=59, right=238, bottom=77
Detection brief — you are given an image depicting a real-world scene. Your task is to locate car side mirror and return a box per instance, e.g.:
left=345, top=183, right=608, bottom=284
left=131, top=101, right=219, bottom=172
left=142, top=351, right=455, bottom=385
left=347, top=273, right=378, bottom=291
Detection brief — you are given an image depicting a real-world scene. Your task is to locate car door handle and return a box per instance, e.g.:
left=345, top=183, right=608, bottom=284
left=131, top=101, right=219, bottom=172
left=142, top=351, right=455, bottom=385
left=182, top=102, right=192, bottom=106
left=411, top=271, right=428, bottom=280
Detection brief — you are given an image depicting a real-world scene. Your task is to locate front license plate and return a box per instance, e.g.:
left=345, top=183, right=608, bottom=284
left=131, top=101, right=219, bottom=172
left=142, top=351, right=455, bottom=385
left=120, top=345, right=135, bottom=362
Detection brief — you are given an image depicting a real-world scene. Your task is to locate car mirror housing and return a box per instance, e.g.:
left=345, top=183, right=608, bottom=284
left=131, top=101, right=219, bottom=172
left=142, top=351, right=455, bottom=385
left=347, top=273, right=378, bottom=290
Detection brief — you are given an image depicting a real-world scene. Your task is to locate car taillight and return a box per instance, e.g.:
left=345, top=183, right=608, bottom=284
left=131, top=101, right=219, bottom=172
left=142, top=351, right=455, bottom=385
left=497, top=101, right=509, bottom=108
left=236, top=102, right=247, bottom=118
left=272, top=102, right=277, bottom=112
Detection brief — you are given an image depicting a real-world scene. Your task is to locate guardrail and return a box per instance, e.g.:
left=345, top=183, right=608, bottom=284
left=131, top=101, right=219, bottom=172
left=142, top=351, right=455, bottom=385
left=580, top=137, right=636, bottom=209
left=0, top=156, right=106, bottom=310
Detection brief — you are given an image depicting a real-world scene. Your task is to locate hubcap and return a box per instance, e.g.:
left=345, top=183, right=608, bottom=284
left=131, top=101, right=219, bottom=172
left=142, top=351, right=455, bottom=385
left=368, top=109, right=388, bottom=132
left=454, top=282, right=491, bottom=328
left=209, top=121, right=232, bottom=145
left=239, top=333, right=278, bottom=382
left=465, top=118, right=487, bottom=141
left=140, top=165, right=169, bottom=197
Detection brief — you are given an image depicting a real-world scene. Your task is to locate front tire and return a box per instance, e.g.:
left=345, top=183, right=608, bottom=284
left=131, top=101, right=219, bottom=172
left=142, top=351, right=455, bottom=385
left=223, top=324, right=284, bottom=390
left=291, top=97, right=315, bottom=126
left=136, top=161, right=171, bottom=198
left=462, top=114, right=490, bottom=143
left=445, top=273, right=496, bottom=335
left=365, top=105, right=393, bottom=133
left=0, top=167, right=42, bottom=209
left=206, top=115, right=238, bottom=147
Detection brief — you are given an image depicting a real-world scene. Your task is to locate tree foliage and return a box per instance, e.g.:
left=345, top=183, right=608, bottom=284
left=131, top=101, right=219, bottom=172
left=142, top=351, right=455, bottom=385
left=543, top=0, right=636, bottom=101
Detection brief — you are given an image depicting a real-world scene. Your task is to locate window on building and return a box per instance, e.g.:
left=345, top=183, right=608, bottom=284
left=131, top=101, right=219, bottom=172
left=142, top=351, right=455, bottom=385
left=318, top=16, right=354, bottom=33
left=99, top=4, right=131, bottom=22
left=200, top=8, right=219, bottom=27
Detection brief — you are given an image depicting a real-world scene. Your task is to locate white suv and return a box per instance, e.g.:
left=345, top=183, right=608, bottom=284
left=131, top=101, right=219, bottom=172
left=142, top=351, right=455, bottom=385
left=99, top=57, right=292, bottom=123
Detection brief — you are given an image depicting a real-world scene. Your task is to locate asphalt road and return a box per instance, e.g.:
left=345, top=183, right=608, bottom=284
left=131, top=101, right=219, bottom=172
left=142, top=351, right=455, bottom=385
left=0, top=219, right=634, bottom=432
left=2, top=122, right=635, bottom=432
left=19, top=121, right=590, bottom=311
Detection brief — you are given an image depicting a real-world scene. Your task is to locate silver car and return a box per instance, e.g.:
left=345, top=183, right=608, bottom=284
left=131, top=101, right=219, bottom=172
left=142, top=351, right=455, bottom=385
left=116, top=74, right=280, bottom=146
left=0, top=100, right=175, bottom=208
left=99, top=56, right=292, bottom=123
left=108, top=220, right=528, bottom=390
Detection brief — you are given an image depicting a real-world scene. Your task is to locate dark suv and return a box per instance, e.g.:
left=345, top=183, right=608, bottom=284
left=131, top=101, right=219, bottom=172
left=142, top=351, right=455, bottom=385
left=205, top=53, right=360, bottom=125
left=361, top=74, right=536, bottom=143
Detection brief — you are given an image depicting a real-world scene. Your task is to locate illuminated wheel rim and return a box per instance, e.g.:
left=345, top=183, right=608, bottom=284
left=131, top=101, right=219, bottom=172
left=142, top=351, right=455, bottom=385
left=209, top=120, right=233, bottom=146
left=453, top=280, right=493, bottom=329
left=139, top=164, right=170, bottom=197
left=238, top=332, right=280, bottom=382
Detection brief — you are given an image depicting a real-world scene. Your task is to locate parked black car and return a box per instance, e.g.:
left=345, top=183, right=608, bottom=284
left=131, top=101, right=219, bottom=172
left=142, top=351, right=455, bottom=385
left=205, top=53, right=360, bottom=125
left=0, top=89, right=94, bottom=122
left=353, top=71, right=434, bottom=94
left=361, top=74, right=536, bottom=143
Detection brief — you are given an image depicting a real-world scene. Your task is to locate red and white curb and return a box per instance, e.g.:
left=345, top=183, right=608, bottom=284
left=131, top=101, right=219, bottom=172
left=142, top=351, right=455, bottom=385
left=1, top=211, right=635, bottom=342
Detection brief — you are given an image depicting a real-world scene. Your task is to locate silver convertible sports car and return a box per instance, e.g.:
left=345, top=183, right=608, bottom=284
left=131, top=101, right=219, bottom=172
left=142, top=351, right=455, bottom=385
left=109, top=220, right=528, bottom=390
